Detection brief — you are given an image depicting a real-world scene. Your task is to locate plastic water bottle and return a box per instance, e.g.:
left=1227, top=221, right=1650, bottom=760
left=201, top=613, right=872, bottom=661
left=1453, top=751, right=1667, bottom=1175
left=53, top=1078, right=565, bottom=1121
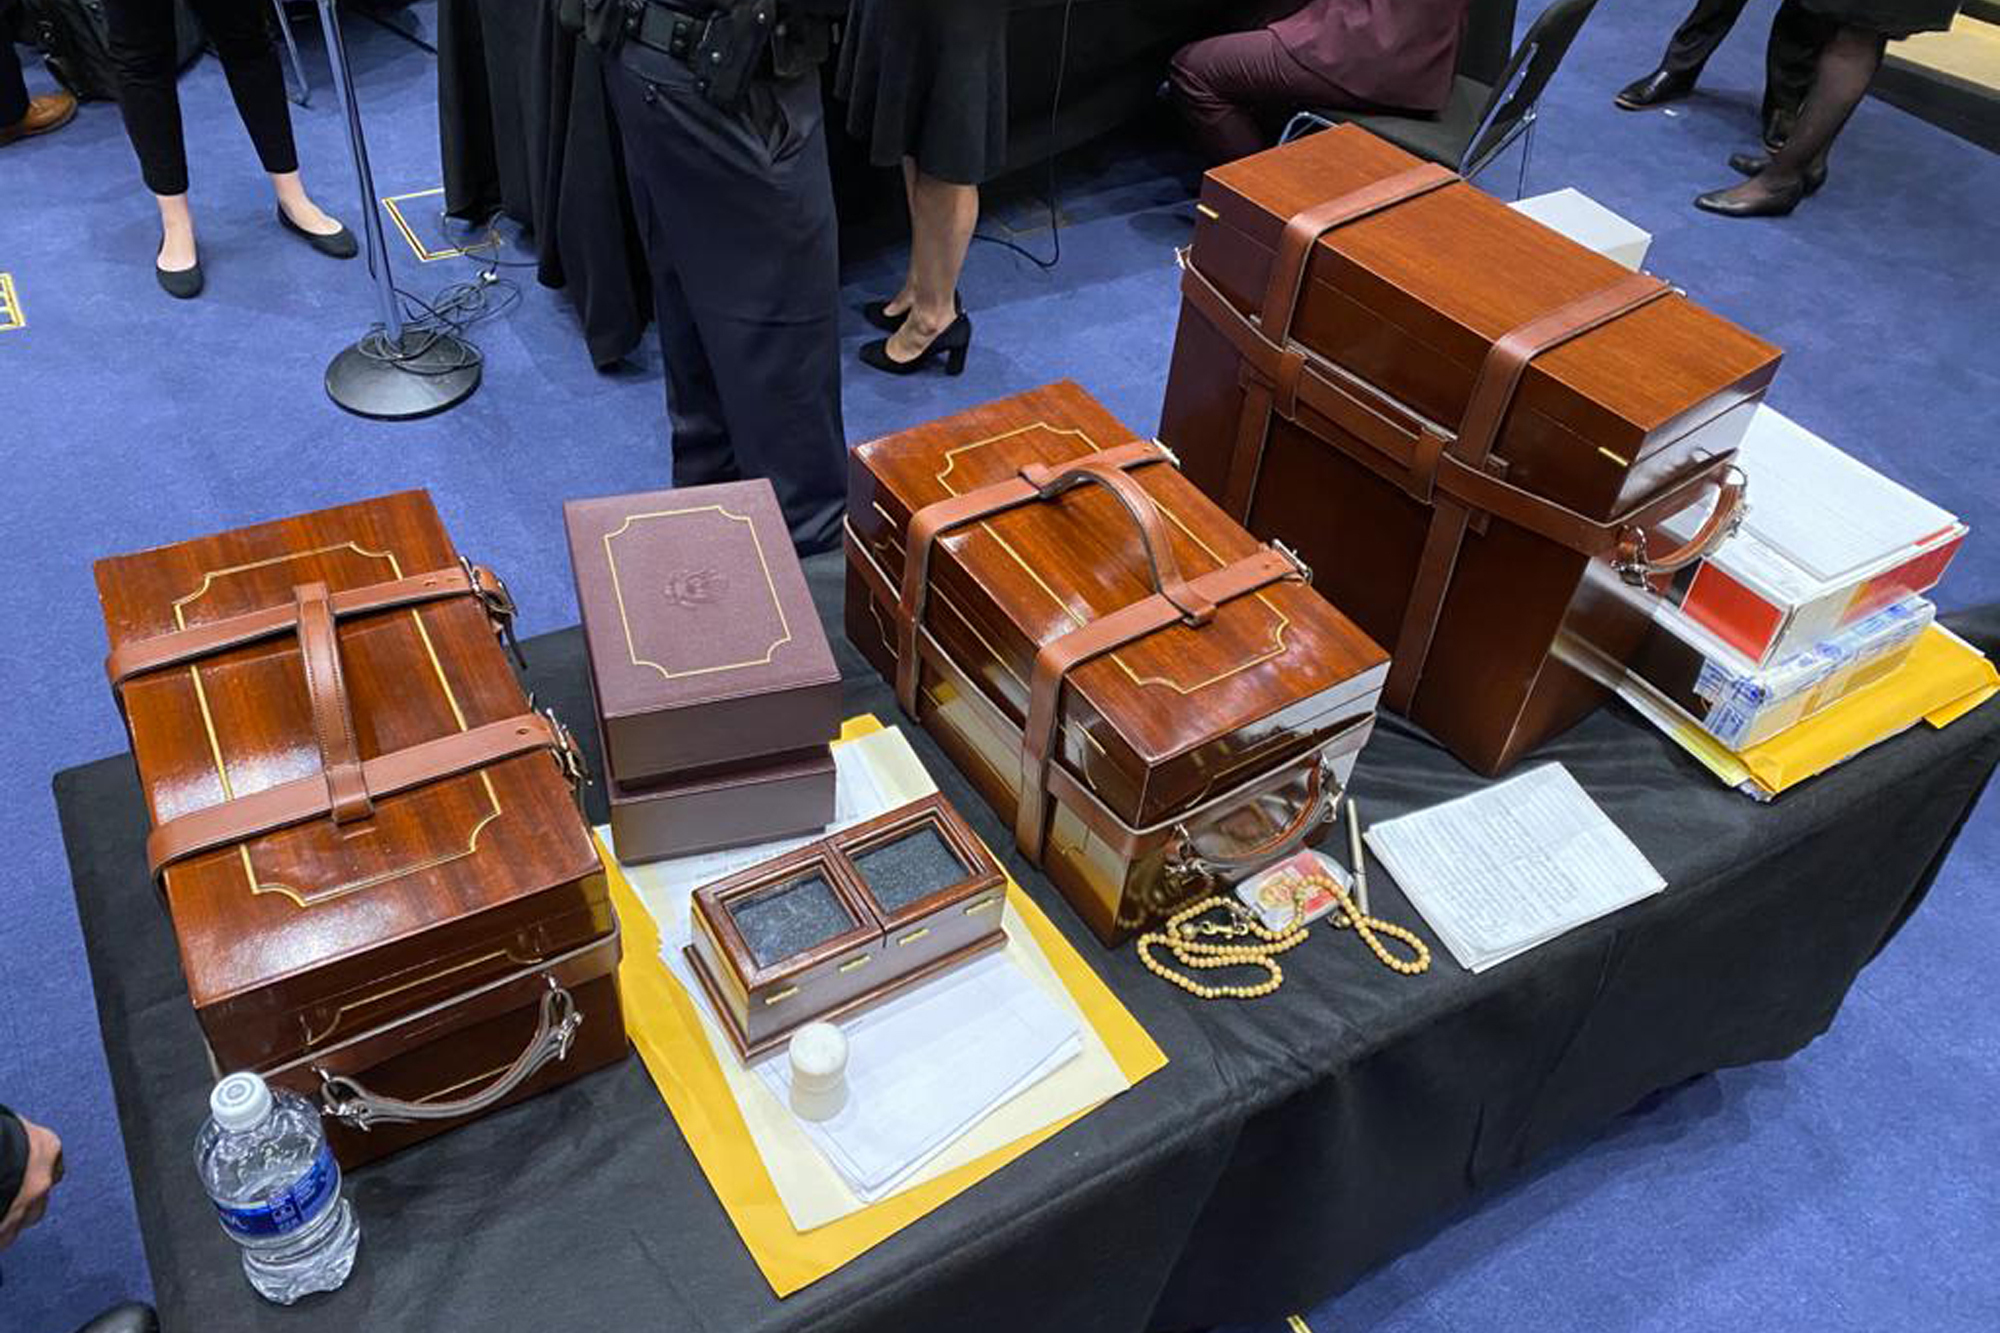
left=195, top=1073, right=360, bottom=1304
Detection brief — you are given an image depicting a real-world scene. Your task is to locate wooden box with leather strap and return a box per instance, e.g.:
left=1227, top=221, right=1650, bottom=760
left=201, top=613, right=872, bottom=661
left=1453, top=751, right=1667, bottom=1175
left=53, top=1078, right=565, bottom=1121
left=844, top=381, right=1389, bottom=945
left=1159, top=125, right=1781, bottom=775
left=93, top=490, right=627, bottom=1167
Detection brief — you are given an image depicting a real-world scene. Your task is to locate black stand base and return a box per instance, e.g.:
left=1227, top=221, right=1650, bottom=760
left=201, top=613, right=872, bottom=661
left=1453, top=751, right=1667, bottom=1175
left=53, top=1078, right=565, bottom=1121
left=324, top=334, right=482, bottom=420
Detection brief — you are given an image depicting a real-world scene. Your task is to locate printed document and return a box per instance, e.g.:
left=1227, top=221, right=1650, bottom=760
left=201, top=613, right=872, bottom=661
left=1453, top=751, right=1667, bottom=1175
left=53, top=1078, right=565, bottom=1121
left=1364, top=764, right=1665, bottom=972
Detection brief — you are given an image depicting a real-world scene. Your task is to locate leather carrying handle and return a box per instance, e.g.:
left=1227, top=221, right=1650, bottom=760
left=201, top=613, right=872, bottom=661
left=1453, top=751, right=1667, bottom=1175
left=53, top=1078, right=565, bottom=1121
left=1614, top=466, right=1747, bottom=586
left=1016, top=459, right=1215, bottom=625
left=294, top=582, right=373, bottom=825
left=317, top=981, right=581, bottom=1130
left=1163, top=757, right=1338, bottom=888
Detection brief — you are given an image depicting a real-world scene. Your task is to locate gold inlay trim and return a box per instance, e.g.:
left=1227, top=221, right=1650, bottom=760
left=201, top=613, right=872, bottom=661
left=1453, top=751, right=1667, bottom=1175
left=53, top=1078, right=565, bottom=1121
left=764, top=986, right=800, bottom=1006
left=169, top=541, right=505, bottom=908
left=838, top=955, right=872, bottom=973
left=302, top=945, right=541, bottom=1047
left=965, top=896, right=1000, bottom=915
left=897, top=928, right=931, bottom=946
left=603, top=504, right=792, bottom=679
left=1597, top=446, right=1631, bottom=467
left=930, top=421, right=1292, bottom=695
left=1287, top=1317, right=1316, bottom=1333
left=0, top=273, right=24, bottom=332
left=1195, top=203, right=1220, bottom=221
left=379, top=188, right=472, bottom=264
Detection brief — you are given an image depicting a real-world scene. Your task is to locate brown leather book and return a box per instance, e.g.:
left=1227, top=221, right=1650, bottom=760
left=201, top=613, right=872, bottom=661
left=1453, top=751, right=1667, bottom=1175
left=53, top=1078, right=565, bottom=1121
left=1160, top=125, right=1782, bottom=775
left=94, top=490, right=625, bottom=1166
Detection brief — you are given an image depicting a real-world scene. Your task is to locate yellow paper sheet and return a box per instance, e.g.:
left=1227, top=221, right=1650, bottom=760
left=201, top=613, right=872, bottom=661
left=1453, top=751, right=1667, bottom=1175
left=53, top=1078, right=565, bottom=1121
left=601, top=715, right=1168, bottom=1297
left=1736, top=626, right=1999, bottom=795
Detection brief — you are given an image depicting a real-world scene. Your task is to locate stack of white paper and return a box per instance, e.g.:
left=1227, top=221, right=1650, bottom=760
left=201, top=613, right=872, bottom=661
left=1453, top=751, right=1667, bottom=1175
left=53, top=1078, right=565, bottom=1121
left=1364, top=764, right=1666, bottom=972
left=750, top=954, right=1080, bottom=1201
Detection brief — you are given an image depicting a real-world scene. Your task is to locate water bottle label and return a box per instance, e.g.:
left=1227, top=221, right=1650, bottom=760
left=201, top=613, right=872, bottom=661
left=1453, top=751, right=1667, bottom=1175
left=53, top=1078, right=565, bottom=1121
left=214, top=1143, right=341, bottom=1239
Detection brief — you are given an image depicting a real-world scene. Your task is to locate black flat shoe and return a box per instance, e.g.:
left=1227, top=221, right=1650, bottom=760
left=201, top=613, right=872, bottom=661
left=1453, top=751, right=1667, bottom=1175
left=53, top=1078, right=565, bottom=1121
left=155, top=256, right=203, bottom=299
left=862, top=290, right=961, bottom=332
left=1727, top=150, right=1828, bottom=195
left=278, top=206, right=360, bottom=259
left=859, top=313, right=972, bottom=376
left=1694, top=178, right=1807, bottom=218
left=1614, top=67, right=1697, bottom=110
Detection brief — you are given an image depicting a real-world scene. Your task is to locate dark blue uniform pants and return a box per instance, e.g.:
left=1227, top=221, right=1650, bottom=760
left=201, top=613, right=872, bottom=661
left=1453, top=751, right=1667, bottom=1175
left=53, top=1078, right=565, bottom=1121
left=604, top=45, right=847, bottom=554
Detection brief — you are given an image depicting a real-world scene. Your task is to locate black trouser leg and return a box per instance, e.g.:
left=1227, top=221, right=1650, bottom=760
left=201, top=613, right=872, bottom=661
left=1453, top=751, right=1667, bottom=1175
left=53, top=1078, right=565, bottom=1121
left=604, top=51, right=847, bottom=553
left=1762, top=0, right=1838, bottom=119
left=2, top=40, right=30, bottom=126
left=103, top=0, right=190, bottom=193
left=185, top=0, right=296, bottom=176
left=1661, top=0, right=1754, bottom=77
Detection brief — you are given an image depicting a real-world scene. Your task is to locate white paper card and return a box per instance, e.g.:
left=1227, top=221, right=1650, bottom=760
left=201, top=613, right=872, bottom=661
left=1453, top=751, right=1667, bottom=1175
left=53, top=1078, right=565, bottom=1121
left=1364, top=764, right=1666, bottom=972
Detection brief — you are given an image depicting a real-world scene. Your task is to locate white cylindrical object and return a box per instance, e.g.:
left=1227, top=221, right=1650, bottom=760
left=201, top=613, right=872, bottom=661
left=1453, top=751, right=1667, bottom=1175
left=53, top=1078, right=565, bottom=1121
left=788, top=1023, right=850, bottom=1122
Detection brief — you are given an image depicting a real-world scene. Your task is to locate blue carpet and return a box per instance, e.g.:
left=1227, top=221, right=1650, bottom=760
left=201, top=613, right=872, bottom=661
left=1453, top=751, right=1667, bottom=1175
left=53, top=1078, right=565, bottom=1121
left=0, top=1, right=1994, bottom=1328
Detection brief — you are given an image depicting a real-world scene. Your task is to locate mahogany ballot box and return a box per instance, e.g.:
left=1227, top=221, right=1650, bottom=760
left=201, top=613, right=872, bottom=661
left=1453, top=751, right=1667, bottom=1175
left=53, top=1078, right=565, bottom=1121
left=564, top=481, right=841, bottom=862
left=1160, top=125, right=1783, bottom=775
left=94, top=491, right=627, bottom=1167
left=686, top=794, right=1007, bottom=1058
left=845, top=381, right=1388, bottom=944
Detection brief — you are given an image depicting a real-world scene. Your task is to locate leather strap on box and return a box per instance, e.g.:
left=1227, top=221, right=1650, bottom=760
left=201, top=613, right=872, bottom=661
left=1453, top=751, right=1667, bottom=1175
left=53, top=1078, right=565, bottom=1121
left=1383, top=272, right=1673, bottom=712
left=295, top=582, right=374, bottom=825
left=1221, top=164, right=1458, bottom=521
left=893, top=440, right=1168, bottom=715
left=1013, top=548, right=1302, bottom=863
left=1181, top=255, right=1739, bottom=567
left=106, top=563, right=508, bottom=689
left=848, top=518, right=1369, bottom=865
left=147, top=712, right=570, bottom=881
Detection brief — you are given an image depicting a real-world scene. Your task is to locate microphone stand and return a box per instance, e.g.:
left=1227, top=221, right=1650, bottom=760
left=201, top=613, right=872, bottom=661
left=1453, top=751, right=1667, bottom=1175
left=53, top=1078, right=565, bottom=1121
left=316, top=0, right=481, bottom=419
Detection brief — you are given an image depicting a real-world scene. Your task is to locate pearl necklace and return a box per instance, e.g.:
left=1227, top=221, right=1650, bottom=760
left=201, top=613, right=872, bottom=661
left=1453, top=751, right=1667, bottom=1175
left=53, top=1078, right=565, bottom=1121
left=1138, top=874, right=1431, bottom=1000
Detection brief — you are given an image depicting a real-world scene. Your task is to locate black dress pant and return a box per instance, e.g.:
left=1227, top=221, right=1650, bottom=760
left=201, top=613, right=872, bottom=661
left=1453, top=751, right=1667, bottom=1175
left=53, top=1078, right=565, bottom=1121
left=2, top=39, right=28, bottom=127
left=103, top=0, right=297, bottom=195
left=603, top=45, right=847, bottom=554
left=1662, top=0, right=1838, bottom=117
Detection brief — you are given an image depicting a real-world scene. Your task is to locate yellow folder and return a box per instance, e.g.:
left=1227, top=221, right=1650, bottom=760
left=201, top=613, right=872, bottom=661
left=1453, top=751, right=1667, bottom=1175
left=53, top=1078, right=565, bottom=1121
left=1733, top=625, right=1998, bottom=796
left=600, top=716, right=1168, bottom=1296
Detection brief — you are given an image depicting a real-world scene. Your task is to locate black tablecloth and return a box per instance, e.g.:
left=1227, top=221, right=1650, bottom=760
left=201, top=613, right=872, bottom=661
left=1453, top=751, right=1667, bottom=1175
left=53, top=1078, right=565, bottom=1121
left=60, top=559, right=2000, bottom=1333
left=436, top=0, right=1241, bottom=368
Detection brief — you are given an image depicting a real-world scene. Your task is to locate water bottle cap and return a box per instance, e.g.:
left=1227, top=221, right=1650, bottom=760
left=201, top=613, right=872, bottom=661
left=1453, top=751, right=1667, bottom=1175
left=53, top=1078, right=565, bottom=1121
left=210, top=1072, right=273, bottom=1132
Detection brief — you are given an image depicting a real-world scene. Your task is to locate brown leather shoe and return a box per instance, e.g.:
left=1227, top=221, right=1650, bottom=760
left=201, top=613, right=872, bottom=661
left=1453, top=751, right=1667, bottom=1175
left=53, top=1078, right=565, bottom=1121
left=0, top=92, right=78, bottom=146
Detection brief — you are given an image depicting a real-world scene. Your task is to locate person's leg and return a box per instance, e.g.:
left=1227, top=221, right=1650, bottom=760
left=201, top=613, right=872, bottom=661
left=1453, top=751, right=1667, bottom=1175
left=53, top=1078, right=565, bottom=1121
left=603, top=62, right=736, bottom=488
left=1760, top=0, right=1839, bottom=144
left=189, top=0, right=342, bottom=235
left=102, top=0, right=197, bottom=269
left=1169, top=29, right=1321, bottom=164
left=876, top=156, right=921, bottom=321
left=884, top=169, right=976, bottom=362
left=1698, top=25, right=1887, bottom=212
left=1661, top=0, right=1756, bottom=77
left=1617, top=0, right=1752, bottom=107
left=606, top=58, right=846, bottom=549
left=1, top=37, right=29, bottom=127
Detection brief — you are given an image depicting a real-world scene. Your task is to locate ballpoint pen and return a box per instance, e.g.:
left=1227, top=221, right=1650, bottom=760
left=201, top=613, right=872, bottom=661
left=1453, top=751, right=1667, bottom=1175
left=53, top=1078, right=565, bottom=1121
left=1346, top=797, right=1370, bottom=918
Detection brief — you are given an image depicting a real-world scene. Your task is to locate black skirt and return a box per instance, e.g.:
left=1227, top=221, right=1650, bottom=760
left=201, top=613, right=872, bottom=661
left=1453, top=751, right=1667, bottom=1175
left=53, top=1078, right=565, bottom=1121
left=836, top=0, right=1008, bottom=186
left=1800, top=0, right=1960, bottom=37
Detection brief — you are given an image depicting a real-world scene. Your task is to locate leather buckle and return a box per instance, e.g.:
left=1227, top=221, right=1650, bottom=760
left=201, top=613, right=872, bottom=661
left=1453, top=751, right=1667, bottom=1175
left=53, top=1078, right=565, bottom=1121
left=1270, top=539, right=1313, bottom=585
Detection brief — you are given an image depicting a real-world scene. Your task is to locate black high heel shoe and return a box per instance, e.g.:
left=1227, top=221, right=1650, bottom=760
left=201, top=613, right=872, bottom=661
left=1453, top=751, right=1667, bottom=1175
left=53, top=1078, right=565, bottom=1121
left=1693, top=176, right=1808, bottom=218
left=859, top=313, right=972, bottom=376
left=862, top=290, right=961, bottom=333
left=1727, top=150, right=1828, bottom=195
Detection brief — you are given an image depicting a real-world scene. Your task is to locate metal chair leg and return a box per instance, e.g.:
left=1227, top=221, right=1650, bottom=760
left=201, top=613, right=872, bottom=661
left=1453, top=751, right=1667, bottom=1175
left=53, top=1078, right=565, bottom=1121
left=273, top=0, right=311, bottom=107
left=1514, top=113, right=1538, bottom=200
